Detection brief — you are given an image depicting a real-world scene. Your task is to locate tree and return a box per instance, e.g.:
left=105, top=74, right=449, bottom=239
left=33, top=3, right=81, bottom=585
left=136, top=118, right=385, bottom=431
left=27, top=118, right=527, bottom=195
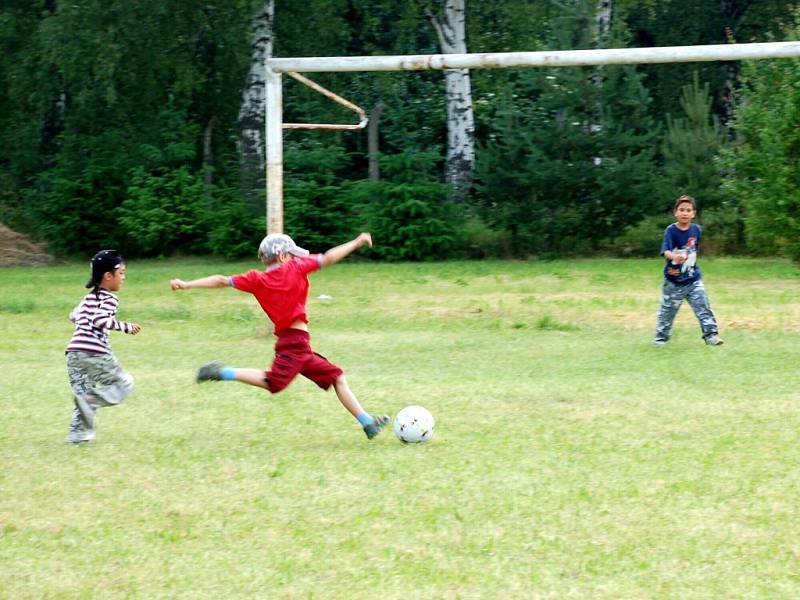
left=620, top=0, right=794, bottom=124
left=473, top=0, right=660, bottom=255
left=661, top=71, right=728, bottom=208
left=420, top=0, right=475, bottom=202
left=238, top=1, right=275, bottom=210
left=0, top=1, right=256, bottom=255
left=721, top=18, right=800, bottom=261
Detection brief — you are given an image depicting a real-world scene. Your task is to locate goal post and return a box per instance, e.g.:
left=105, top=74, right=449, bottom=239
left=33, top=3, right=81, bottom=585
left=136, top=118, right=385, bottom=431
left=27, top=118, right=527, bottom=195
left=264, top=41, right=800, bottom=233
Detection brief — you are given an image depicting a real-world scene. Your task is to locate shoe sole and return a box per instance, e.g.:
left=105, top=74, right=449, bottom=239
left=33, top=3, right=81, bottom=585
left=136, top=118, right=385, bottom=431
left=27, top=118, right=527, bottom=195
left=66, top=436, right=95, bottom=444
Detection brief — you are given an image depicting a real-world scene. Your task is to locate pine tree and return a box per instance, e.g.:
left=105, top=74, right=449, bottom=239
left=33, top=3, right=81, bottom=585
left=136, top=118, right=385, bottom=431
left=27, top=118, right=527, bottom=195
left=721, top=17, right=800, bottom=261
left=661, top=71, right=728, bottom=209
left=474, top=0, right=661, bottom=255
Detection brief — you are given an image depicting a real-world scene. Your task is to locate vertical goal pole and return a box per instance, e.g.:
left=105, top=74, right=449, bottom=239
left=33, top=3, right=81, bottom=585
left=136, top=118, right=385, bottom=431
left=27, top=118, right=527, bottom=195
left=265, top=68, right=284, bottom=234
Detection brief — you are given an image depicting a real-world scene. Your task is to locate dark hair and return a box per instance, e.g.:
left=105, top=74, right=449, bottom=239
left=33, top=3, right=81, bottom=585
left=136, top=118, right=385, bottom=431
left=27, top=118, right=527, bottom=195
left=674, top=195, right=696, bottom=211
left=85, top=249, right=124, bottom=289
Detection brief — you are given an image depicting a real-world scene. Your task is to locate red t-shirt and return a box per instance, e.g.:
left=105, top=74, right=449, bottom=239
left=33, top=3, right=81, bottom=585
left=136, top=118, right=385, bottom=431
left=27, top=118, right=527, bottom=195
left=230, top=255, right=323, bottom=335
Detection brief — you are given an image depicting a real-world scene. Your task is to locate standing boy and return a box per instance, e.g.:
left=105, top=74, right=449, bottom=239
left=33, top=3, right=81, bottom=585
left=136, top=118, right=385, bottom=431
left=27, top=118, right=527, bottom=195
left=66, top=250, right=141, bottom=444
left=169, top=233, right=389, bottom=440
left=654, top=195, right=723, bottom=346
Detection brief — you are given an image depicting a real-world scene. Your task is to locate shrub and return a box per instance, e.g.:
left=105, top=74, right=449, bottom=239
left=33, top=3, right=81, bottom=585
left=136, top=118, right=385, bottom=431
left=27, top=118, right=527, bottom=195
left=206, top=186, right=265, bottom=259
left=119, top=165, right=209, bottom=256
left=609, top=214, right=673, bottom=257
left=349, top=179, right=461, bottom=261
left=698, top=204, right=745, bottom=255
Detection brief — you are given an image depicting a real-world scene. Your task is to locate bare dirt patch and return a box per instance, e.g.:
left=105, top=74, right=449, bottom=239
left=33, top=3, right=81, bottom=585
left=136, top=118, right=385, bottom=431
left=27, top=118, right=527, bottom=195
left=0, top=223, right=56, bottom=267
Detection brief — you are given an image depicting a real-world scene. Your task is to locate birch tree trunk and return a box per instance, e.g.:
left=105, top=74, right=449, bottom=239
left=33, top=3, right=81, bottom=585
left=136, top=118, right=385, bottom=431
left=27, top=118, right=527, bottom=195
left=39, top=0, right=63, bottom=169
left=424, top=0, right=475, bottom=202
left=595, top=0, right=612, bottom=43
left=720, top=1, right=747, bottom=126
left=368, top=103, right=383, bottom=182
left=203, top=116, right=217, bottom=189
left=590, top=0, right=613, bottom=100
left=238, top=1, right=275, bottom=206
left=590, top=0, right=612, bottom=163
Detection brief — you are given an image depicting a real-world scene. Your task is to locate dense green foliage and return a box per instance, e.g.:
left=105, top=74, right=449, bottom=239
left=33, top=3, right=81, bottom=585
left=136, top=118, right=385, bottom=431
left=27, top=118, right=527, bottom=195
left=475, top=10, right=660, bottom=256
left=720, top=17, right=800, bottom=262
left=0, top=0, right=798, bottom=259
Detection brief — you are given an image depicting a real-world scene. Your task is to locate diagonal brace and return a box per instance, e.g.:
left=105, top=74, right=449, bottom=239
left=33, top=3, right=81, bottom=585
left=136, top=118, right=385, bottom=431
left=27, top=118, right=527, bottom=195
left=283, top=72, right=368, bottom=130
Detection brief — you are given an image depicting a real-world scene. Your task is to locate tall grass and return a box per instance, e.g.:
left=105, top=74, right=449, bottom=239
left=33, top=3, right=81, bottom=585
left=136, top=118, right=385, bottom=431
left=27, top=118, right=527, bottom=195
left=1, top=257, right=799, bottom=598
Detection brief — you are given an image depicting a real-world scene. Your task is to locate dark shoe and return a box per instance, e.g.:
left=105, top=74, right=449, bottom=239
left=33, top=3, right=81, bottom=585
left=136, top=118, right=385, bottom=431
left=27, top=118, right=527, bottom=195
left=652, top=339, right=667, bottom=347
left=197, top=360, right=224, bottom=383
left=705, top=334, right=723, bottom=346
left=363, top=415, right=390, bottom=439
left=73, top=394, right=96, bottom=429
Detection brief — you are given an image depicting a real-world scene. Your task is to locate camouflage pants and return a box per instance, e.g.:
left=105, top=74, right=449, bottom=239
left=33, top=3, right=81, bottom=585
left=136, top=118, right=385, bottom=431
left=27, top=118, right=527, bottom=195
left=654, top=279, right=719, bottom=342
left=66, top=351, right=134, bottom=441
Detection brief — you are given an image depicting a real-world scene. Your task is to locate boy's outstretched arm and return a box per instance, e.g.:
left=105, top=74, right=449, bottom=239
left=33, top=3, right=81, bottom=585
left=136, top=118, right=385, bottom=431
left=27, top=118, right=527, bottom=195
left=170, top=275, right=229, bottom=291
left=322, top=233, right=372, bottom=267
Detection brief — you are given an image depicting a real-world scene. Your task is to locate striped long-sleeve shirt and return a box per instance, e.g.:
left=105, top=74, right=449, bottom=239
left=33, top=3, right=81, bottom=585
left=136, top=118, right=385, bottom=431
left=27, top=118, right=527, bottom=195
left=66, top=289, right=136, bottom=354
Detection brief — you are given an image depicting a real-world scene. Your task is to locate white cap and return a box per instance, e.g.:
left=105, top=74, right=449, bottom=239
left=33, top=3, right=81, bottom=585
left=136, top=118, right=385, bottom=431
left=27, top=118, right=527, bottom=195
left=258, top=233, right=309, bottom=261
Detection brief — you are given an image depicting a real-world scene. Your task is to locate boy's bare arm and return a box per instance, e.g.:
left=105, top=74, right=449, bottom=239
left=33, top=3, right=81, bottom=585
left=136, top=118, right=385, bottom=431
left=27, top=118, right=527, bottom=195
left=170, top=275, right=229, bottom=291
left=322, top=233, right=372, bottom=267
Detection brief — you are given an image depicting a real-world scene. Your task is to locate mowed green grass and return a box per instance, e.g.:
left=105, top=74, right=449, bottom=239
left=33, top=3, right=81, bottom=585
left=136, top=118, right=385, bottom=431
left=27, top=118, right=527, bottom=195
left=1, top=257, right=799, bottom=598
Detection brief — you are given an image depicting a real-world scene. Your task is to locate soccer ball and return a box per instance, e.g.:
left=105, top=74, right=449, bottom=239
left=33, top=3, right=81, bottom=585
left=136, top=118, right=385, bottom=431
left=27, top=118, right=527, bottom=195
left=393, top=405, right=435, bottom=444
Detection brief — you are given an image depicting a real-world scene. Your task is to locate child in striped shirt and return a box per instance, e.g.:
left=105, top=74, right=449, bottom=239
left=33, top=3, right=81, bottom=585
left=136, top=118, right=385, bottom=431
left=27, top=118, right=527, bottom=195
left=65, top=250, right=141, bottom=444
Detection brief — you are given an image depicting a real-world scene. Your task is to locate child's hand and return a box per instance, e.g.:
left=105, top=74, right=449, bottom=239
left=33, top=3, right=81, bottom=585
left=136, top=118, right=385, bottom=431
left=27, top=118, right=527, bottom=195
left=358, top=232, right=373, bottom=248
left=670, top=249, right=687, bottom=264
left=170, top=278, right=187, bottom=291
left=130, top=323, right=142, bottom=335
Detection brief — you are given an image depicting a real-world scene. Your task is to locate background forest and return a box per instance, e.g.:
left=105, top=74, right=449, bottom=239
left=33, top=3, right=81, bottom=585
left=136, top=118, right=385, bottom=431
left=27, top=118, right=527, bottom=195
left=1, top=0, right=799, bottom=261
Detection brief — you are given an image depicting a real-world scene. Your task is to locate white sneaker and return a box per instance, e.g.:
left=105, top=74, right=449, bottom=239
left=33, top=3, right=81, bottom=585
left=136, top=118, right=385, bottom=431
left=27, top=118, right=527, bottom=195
left=66, top=429, right=96, bottom=444
left=66, top=410, right=96, bottom=444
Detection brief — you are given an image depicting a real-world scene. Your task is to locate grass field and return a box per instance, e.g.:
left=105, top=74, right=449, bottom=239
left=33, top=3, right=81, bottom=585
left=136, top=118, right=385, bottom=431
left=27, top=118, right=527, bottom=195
left=1, top=257, right=799, bottom=598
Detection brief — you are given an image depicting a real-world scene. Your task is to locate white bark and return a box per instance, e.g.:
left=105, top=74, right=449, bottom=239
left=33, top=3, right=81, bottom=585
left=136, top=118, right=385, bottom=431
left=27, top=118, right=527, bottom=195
left=590, top=0, right=613, bottom=145
left=238, top=1, right=274, bottom=196
left=425, top=0, right=475, bottom=200
left=596, top=0, right=612, bottom=43
left=368, top=103, right=383, bottom=181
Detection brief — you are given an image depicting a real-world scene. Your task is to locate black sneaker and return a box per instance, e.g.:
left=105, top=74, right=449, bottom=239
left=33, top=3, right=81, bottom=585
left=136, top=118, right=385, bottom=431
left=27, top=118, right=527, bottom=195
left=363, top=414, right=390, bottom=439
left=196, top=360, right=224, bottom=383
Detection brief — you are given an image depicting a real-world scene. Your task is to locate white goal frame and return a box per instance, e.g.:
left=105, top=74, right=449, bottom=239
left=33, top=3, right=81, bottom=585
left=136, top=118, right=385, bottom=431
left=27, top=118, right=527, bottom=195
left=264, top=41, right=800, bottom=233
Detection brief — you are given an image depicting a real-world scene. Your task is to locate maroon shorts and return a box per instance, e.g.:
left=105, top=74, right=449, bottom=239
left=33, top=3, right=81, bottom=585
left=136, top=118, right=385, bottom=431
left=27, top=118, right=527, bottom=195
left=264, top=329, right=343, bottom=393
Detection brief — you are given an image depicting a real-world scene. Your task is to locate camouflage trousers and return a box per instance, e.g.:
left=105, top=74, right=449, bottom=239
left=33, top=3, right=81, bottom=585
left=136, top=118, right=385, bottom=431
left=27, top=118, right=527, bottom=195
left=66, top=351, right=134, bottom=442
left=654, top=278, right=719, bottom=342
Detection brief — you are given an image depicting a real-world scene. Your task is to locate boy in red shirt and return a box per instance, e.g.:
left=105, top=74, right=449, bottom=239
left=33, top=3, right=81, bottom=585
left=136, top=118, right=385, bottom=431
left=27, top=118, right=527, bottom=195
left=169, top=232, right=389, bottom=439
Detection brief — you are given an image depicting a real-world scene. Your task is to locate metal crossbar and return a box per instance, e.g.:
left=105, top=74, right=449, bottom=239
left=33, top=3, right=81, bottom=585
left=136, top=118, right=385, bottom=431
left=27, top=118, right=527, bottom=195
left=264, top=41, right=800, bottom=233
